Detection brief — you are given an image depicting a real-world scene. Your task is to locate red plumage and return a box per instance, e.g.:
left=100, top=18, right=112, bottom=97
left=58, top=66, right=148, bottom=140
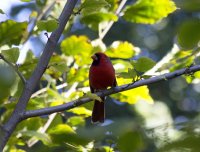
left=89, top=52, right=117, bottom=123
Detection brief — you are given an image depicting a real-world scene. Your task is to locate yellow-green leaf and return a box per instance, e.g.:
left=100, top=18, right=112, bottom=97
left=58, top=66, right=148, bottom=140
left=123, top=0, right=177, bottom=24
left=61, top=35, right=92, bottom=56
left=113, top=78, right=153, bottom=104
left=48, top=124, right=75, bottom=135
left=69, top=107, right=92, bottom=117
left=107, top=41, right=135, bottom=58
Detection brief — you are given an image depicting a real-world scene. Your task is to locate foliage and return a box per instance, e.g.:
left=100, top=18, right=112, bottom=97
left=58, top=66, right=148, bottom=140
left=0, top=0, right=200, bottom=151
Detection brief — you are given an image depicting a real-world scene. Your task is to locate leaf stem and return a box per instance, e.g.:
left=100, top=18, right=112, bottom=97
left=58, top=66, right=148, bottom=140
left=0, top=53, right=26, bottom=84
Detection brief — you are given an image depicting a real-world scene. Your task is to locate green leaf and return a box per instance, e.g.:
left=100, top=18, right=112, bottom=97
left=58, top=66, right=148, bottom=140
left=67, top=116, right=85, bottom=127
left=0, top=9, right=5, bottom=14
left=21, top=131, right=52, bottom=145
left=0, top=20, right=28, bottom=46
left=177, top=19, right=200, bottom=49
left=159, top=135, right=200, bottom=152
left=61, top=35, right=92, bottom=56
left=106, top=41, right=135, bottom=58
left=37, top=19, right=58, bottom=32
left=119, top=68, right=137, bottom=79
left=106, top=0, right=119, bottom=11
left=36, top=0, right=47, bottom=6
left=81, top=12, right=118, bottom=30
left=176, top=0, right=200, bottom=12
left=118, top=131, right=144, bottom=152
left=133, top=57, right=156, bottom=72
left=123, top=0, right=177, bottom=24
left=1, top=48, right=19, bottom=63
left=81, top=0, right=110, bottom=15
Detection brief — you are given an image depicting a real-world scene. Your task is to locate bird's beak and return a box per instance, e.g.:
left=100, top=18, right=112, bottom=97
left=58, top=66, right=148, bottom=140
left=91, top=54, right=98, bottom=60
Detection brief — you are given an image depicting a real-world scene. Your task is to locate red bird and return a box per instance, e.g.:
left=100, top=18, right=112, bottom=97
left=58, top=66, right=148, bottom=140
left=89, top=52, right=117, bottom=123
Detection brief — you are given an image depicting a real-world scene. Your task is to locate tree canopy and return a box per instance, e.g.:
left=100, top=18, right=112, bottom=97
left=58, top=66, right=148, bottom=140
left=0, top=0, right=200, bottom=151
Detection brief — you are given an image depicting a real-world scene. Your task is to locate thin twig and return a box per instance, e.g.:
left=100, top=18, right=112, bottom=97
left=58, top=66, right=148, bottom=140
left=23, top=64, right=200, bottom=118
left=31, top=82, right=68, bottom=98
left=0, top=54, right=26, bottom=84
left=99, top=0, right=127, bottom=40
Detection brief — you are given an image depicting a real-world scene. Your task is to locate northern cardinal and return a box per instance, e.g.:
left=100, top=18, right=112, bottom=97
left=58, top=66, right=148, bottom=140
left=89, top=52, right=117, bottom=123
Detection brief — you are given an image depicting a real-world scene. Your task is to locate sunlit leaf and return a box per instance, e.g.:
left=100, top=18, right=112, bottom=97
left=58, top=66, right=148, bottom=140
left=123, top=0, right=176, bottom=24
left=37, top=19, right=58, bottom=32
left=1, top=48, right=19, bottom=63
left=107, top=41, right=135, bottom=58
left=81, top=0, right=110, bottom=15
left=81, top=12, right=118, bottom=30
left=132, top=57, right=156, bottom=72
left=61, top=35, right=92, bottom=56
left=21, top=131, right=52, bottom=145
left=69, top=107, right=92, bottom=117
left=48, top=124, right=75, bottom=135
left=0, top=20, right=27, bottom=46
left=177, top=19, right=200, bottom=49
left=113, top=78, right=153, bottom=104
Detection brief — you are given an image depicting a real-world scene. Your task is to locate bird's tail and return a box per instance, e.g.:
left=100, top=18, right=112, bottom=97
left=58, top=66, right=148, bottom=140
left=91, top=98, right=105, bottom=123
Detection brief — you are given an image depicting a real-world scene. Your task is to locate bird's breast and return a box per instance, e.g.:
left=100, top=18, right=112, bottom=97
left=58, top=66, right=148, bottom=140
left=89, top=64, right=115, bottom=90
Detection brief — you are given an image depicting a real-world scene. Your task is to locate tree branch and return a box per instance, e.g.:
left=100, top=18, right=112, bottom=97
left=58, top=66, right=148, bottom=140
left=0, top=0, right=78, bottom=151
left=99, top=0, right=127, bottom=40
left=0, top=53, right=26, bottom=84
left=23, top=64, right=200, bottom=119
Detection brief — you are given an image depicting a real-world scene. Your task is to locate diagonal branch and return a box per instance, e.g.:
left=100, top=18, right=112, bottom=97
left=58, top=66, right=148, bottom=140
left=0, top=53, right=26, bottom=84
left=23, top=64, right=200, bottom=119
left=0, top=0, right=78, bottom=151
